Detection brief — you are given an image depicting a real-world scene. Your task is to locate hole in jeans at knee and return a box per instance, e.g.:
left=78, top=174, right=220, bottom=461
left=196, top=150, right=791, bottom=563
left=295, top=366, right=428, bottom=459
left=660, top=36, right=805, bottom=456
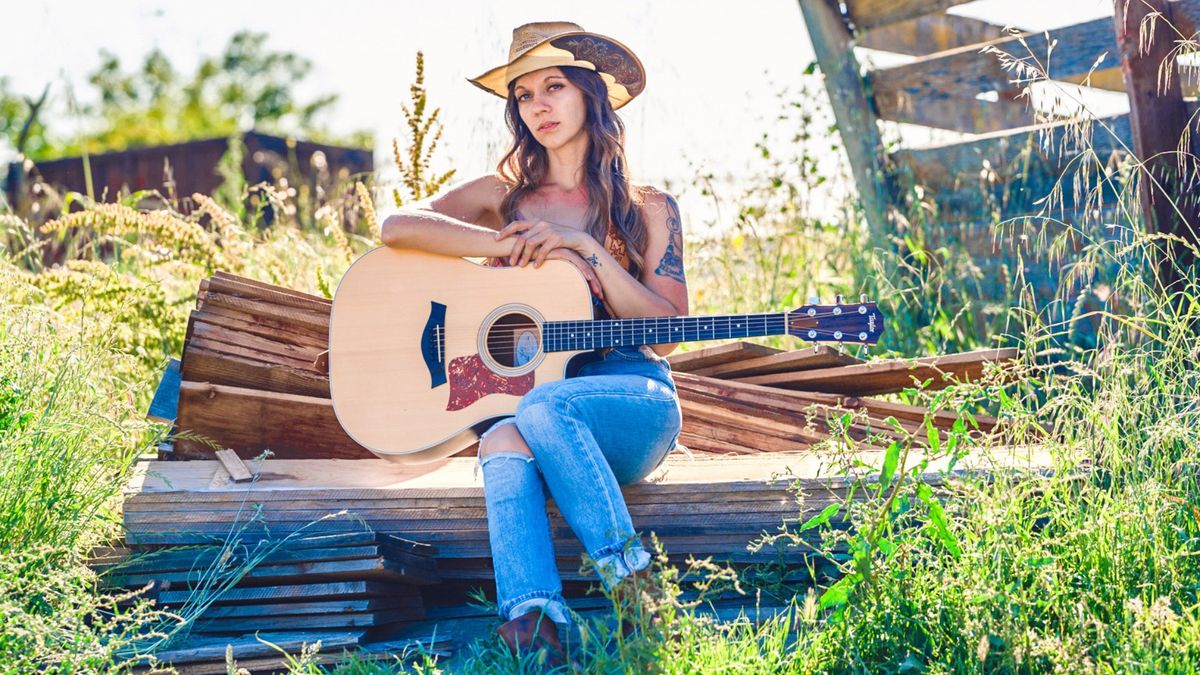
left=477, top=419, right=531, bottom=462
left=478, top=451, right=535, bottom=469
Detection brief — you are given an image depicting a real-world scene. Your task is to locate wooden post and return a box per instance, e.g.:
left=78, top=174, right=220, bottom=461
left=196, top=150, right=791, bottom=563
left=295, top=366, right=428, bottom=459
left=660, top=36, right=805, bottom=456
left=798, top=0, right=893, bottom=244
left=1114, top=0, right=1199, bottom=295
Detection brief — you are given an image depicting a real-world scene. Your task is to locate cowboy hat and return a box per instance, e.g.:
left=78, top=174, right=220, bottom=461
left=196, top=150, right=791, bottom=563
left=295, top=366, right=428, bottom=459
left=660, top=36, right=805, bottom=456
left=468, top=21, right=646, bottom=110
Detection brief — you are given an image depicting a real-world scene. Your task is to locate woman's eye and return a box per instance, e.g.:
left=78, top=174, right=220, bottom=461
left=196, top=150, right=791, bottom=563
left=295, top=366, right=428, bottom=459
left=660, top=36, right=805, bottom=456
left=517, top=93, right=530, bottom=102
left=548, top=83, right=562, bottom=91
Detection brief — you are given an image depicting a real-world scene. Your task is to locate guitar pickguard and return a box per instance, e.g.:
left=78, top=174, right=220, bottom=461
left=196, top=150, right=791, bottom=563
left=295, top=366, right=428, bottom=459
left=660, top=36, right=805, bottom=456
left=445, top=353, right=535, bottom=411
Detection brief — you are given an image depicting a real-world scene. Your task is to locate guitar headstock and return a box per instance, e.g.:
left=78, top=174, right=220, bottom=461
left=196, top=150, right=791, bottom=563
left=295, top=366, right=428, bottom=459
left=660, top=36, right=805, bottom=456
left=787, top=294, right=885, bottom=345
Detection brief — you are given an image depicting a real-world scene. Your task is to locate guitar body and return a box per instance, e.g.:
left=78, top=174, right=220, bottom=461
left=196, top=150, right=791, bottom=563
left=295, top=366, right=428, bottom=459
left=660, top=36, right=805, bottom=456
left=329, top=247, right=592, bottom=464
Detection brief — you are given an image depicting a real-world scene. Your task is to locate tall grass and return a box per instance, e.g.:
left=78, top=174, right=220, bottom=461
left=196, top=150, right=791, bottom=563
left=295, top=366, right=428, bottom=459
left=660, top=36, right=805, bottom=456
left=1, top=29, right=1199, bottom=672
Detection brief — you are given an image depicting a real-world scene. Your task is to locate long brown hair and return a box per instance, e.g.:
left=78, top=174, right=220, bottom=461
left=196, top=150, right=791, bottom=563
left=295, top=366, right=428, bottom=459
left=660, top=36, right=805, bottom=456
left=497, top=67, right=647, bottom=276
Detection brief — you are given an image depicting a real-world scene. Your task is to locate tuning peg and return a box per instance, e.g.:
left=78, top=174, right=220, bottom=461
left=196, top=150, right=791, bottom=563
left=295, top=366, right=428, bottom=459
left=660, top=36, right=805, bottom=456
left=859, top=293, right=868, bottom=304
left=835, top=294, right=844, bottom=305
left=807, top=295, right=820, bottom=305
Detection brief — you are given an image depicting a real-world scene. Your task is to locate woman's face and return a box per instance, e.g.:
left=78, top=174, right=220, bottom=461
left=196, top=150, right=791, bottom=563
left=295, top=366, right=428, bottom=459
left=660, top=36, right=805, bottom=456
left=512, top=67, right=587, bottom=151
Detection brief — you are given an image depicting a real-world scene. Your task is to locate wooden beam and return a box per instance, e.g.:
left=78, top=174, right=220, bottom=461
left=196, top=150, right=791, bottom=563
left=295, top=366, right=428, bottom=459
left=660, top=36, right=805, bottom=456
left=875, top=88, right=1039, bottom=133
left=174, top=381, right=374, bottom=460
left=845, top=0, right=975, bottom=31
left=666, top=341, right=782, bottom=372
left=735, top=348, right=1019, bottom=395
left=870, top=18, right=1120, bottom=113
left=799, top=0, right=893, bottom=242
left=892, top=113, right=1134, bottom=219
left=1115, top=0, right=1200, bottom=294
left=858, top=13, right=1011, bottom=55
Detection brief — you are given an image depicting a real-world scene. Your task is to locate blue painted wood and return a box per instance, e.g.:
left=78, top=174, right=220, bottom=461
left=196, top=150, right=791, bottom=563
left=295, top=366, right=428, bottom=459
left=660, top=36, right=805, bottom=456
left=147, top=358, right=181, bottom=424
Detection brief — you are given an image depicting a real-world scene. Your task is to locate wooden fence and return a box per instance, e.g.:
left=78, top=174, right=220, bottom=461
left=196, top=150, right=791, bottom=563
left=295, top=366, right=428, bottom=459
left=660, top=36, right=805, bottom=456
left=800, top=0, right=1200, bottom=315
left=6, top=131, right=373, bottom=214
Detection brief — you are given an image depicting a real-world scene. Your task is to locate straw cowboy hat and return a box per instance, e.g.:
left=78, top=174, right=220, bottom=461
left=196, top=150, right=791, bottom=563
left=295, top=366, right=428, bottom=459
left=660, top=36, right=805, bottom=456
left=468, top=21, right=646, bottom=110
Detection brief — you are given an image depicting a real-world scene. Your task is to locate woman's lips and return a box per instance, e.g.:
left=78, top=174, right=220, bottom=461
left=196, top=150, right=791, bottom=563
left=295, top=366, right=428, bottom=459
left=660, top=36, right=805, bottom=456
left=538, top=122, right=559, bottom=132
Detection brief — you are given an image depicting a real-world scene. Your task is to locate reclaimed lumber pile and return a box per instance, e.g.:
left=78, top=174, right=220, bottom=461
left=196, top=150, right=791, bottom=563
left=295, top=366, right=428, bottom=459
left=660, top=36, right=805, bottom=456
left=94, top=532, right=438, bottom=635
left=122, top=450, right=1049, bottom=582
left=140, top=272, right=1024, bottom=662
left=169, top=272, right=1018, bottom=460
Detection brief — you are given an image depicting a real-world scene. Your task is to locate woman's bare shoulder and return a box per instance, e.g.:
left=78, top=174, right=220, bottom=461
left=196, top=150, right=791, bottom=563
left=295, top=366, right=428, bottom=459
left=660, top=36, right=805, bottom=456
left=426, top=173, right=511, bottom=227
left=633, top=184, right=681, bottom=227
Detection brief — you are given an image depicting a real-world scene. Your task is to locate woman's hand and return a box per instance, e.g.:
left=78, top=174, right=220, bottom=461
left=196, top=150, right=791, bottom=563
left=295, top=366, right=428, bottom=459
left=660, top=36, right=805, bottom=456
left=539, top=247, right=604, bottom=298
left=495, top=220, right=593, bottom=268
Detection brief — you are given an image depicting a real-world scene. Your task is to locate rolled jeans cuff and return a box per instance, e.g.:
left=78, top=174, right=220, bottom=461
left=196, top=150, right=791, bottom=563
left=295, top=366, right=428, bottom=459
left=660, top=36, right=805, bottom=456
left=591, top=541, right=651, bottom=590
left=503, top=592, right=571, bottom=625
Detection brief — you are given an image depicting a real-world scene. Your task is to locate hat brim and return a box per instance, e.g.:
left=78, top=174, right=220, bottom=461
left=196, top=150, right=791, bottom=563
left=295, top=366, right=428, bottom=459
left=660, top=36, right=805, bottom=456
left=468, top=32, right=645, bottom=110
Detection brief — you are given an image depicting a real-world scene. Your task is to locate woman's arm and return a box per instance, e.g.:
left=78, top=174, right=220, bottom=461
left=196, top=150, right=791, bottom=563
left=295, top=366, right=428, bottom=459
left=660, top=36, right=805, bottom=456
left=380, top=174, right=603, bottom=295
left=592, top=190, right=688, bottom=355
left=496, top=189, right=689, bottom=356
left=379, top=174, right=514, bottom=258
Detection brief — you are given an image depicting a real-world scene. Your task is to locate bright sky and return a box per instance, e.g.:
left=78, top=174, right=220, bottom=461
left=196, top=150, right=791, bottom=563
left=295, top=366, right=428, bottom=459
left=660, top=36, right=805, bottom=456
left=2, top=0, right=1116, bottom=224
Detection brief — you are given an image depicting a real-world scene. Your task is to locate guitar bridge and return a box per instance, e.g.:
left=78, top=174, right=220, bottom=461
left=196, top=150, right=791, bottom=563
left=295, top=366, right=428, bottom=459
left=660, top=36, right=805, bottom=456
left=421, top=301, right=447, bottom=388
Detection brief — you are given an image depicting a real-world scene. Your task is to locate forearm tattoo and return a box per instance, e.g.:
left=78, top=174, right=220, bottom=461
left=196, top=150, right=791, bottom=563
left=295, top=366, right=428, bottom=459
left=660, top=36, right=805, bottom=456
left=654, top=195, right=686, bottom=283
left=587, top=253, right=601, bottom=267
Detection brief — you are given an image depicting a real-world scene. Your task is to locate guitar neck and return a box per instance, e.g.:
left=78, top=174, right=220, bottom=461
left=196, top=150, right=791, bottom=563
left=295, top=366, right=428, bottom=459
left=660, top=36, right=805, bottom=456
left=541, top=312, right=790, bottom=352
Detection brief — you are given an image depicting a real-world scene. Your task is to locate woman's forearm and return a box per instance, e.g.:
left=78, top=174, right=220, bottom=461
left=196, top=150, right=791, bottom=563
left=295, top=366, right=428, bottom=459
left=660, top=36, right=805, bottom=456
left=578, top=240, right=682, bottom=355
left=380, top=210, right=516, bottom=258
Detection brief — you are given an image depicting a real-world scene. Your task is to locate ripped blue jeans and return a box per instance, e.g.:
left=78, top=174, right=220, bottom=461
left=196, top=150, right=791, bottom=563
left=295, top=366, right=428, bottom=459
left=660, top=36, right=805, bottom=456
left=478, top=345, right=682, bottom=625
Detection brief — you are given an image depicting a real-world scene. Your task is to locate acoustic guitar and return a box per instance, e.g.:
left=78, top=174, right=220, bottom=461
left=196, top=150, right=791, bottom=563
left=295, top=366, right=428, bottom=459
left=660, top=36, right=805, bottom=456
left=328, top=247, right=885, bottom=464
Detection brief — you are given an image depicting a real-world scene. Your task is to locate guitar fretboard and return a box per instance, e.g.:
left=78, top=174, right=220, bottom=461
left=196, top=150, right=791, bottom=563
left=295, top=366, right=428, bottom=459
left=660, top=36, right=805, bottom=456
left=542, top=313, right=789, bottom=352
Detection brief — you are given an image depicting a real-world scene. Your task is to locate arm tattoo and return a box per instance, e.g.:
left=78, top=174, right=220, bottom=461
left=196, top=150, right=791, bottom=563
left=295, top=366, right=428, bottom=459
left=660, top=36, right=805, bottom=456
left=653, top=194, right=687, bottom=283
left=587, top=253, right=601, bottom=267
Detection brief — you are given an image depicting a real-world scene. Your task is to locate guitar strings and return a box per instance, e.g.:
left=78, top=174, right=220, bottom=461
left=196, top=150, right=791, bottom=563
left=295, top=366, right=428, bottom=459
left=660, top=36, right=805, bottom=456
left=475, top=310, right=872, bottom=348
left=469, top=309, right=877, bottom=351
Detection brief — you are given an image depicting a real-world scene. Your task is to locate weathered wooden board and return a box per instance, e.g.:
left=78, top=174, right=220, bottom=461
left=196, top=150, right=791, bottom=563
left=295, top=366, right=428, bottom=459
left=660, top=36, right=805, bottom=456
left=102, top=543, right=436, bottom=577
left=870, top=17, right=1119, bottom=110
left=858, top=12, right=1010, bottom=55
left=192, top=301, right=329, bottom=351
left=195, top=288, right=330, bottom=333
left=876, top=88, right=1039, bottom=134
left=673, top=372, right=999, bottom=432
left=1115, top=0, right=1200, bottom=293
left=188, top=317, right=325, bottom=370
left=174, top=381, right=370, bottom=460
left=736, top=348, right=1018, bottom=394
left=800, top=0, right=892, bottom=241
left=112, top=555, right=439, bottom=588
left=208, top=271, right=331, bottom=312
left=195, top=597, right=412, bottom=619
left=688, top=345, right=862, bottom=378
left=156, top=580, right=402, bottom=606
left=194, top=607, right=423, bottom=633
left=179, top=347, right=330, bottom=398
left=666, top=341, right=782, bottom=372
left=844, top=0, right=975, bottom=31
left=146, top=631, right=363, bottom=665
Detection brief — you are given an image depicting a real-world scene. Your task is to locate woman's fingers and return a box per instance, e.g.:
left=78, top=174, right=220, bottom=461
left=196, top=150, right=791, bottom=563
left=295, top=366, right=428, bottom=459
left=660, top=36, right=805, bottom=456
left=519, top=232, right=557, bottom=267
left=495, top=220, right=534, bottom=241
left=507, top=235, right=530, bottom=266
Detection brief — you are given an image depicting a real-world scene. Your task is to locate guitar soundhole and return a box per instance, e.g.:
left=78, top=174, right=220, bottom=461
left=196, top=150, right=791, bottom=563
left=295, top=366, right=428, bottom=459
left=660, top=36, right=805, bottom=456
left=486, top=312, right=542, bottom=368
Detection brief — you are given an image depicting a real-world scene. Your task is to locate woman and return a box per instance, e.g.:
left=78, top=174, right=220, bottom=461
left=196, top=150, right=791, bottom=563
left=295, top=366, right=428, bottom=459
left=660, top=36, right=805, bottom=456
left=379, top=21, right=687, bottom=664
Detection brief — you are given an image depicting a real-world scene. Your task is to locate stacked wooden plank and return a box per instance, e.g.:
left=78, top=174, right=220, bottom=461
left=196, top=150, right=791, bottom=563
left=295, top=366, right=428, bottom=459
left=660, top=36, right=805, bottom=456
left=667, top=343, right=1014, bottom=455
left=171, top=272, right=1018, bottom=462
left=95, top=532, right=438, bottom=636
left=173, top=272, right=372, bottom=459
left=122, top=451, right=1048, bottom=584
